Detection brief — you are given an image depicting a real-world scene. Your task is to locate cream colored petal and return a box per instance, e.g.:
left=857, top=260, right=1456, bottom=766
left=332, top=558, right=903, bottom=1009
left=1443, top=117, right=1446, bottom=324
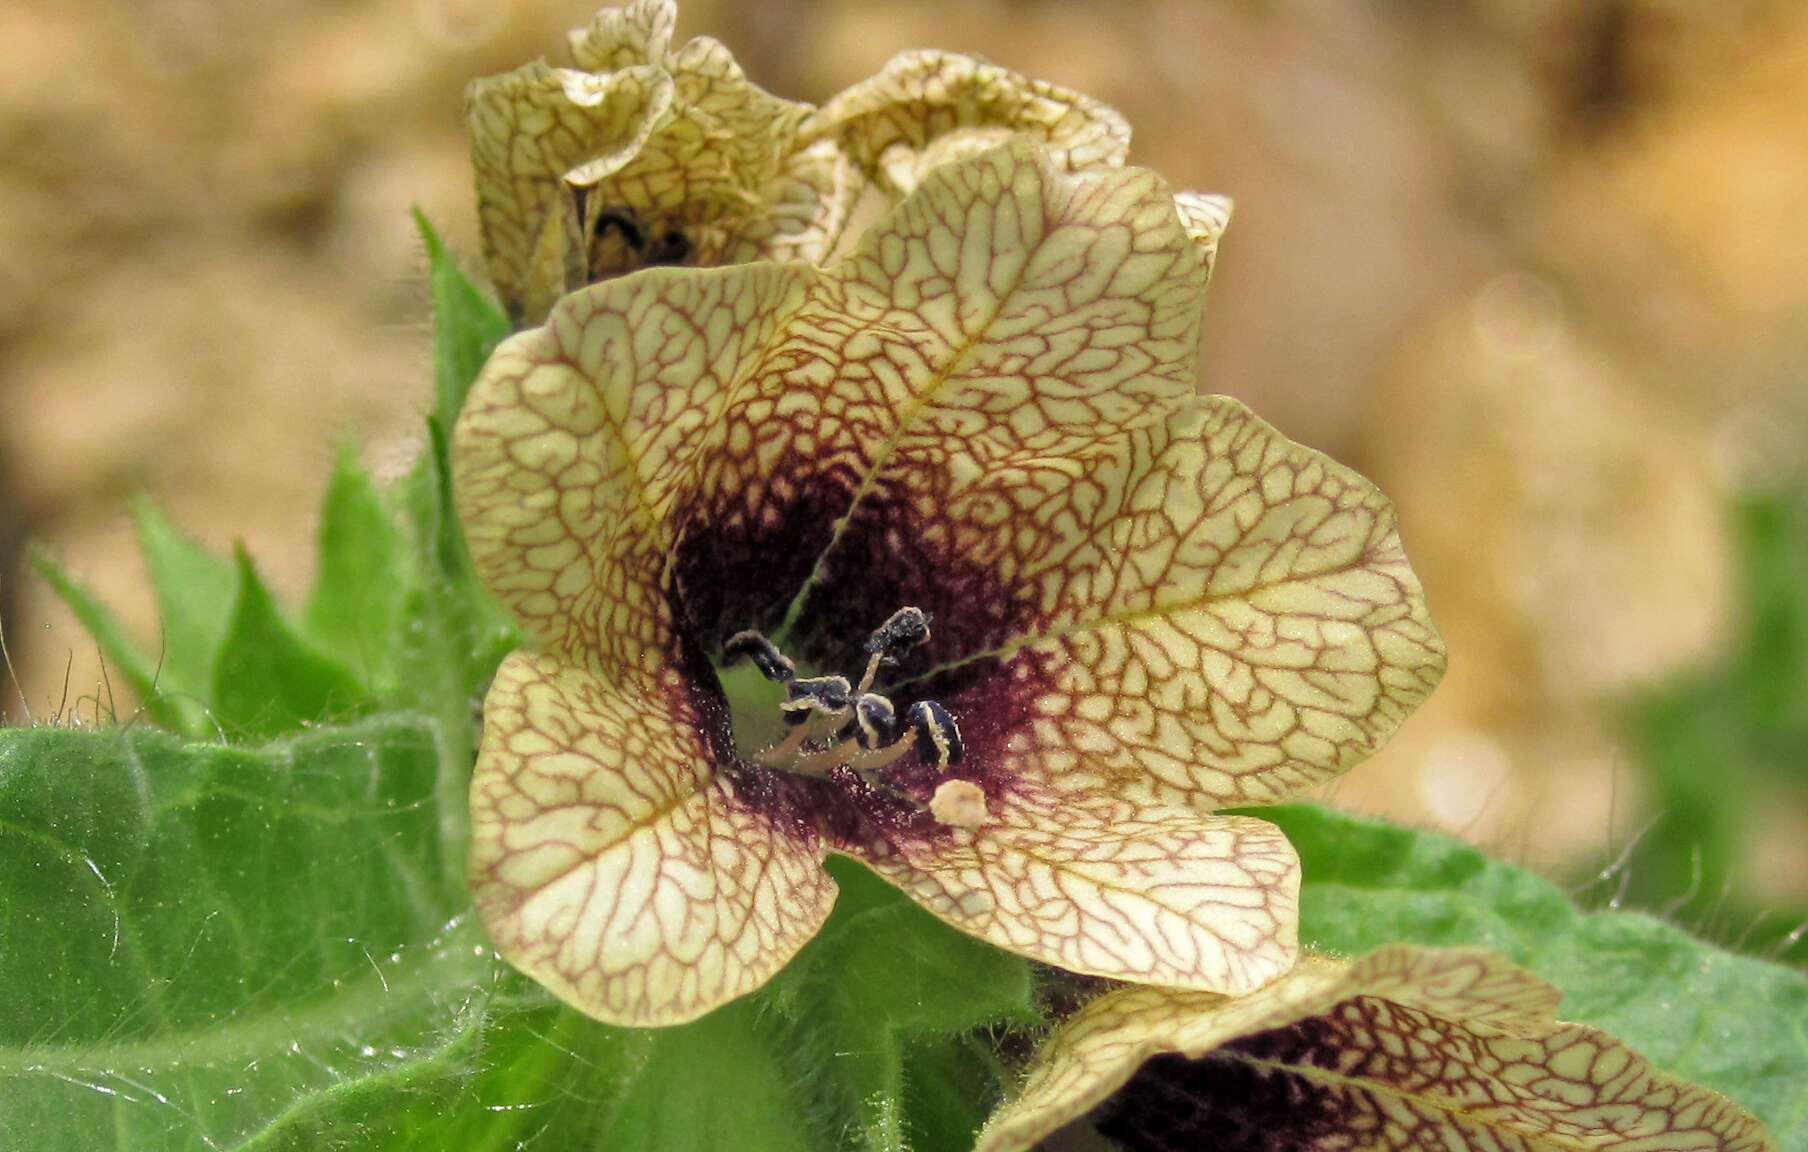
left=566, top=0, right=674, bottom=71
left=733, top=137, right=862, bottom=269
left=470, top=649, right=835, bottom=1027
left=1174, top=189, right=1234, bottom=281
left=924, top=397, right=1445, bottom=811
left=851, top=791, right=1298, bottom=997
left=979, top=946, right=1778, bottom=1152
left=453, top=259, right=813, bottom=670
left=803, top=49, right=1132, bottom=199
left=467, top=61, right=672, bottom=324
left=712, top=136, right=1205, bottom=531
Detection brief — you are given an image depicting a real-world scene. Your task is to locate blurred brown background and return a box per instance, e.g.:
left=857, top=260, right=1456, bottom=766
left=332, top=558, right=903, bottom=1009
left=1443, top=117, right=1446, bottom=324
left=4, top=0, right=1805, bottom=902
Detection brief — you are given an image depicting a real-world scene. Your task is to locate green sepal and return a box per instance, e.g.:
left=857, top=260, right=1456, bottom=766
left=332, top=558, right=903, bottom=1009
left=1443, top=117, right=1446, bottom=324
left=303, top=443, right=408, bottom=695
left=211, top=546, right=374, bottom=738
left=764, top=856, right=1040, bottom=1151
left=137, top=497, right=241, bottom=730
left=29, top=498, right=241, bottom=736
left=414, top=208, right=509, bottom=434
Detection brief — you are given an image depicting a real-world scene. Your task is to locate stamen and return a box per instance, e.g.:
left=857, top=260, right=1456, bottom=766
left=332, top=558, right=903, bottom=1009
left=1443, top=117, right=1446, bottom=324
left=867, top=607, right=933, bottom=662
left=845, top=696, right=964, bottom=774
left=787, top=694, right=893, bottom=777
left=757, top=675, right=852, bottom=770
left=722, top=630, right=795, bottom=683
left=781, top=675, right=852, bottom=723
left=726, top=609, right=964, bottom=793
left=757, top=722, right=816, bottom=769
left=905, top=700, right=964, bottom=768
left=837, top=694, right=897, bottom=750
left=857, top=607, right=932, bottom=693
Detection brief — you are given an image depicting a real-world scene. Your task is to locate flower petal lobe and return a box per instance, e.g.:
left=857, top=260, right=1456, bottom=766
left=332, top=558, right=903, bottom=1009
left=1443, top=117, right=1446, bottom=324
left=804, top=49, right=1132, bottom=199
left=854, top=797, right=1299, bottom=996
left=455, top=262, right=811, bottom=666
left=469, top=61, right=673, bottom=324
left=902, top=398, right=1444, bottom=810
left=470, top=650, right=835, bottom=1026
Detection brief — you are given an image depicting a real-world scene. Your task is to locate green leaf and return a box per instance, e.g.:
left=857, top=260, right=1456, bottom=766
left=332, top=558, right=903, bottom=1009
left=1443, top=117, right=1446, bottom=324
left=414, top=210, right=509, bottom=434
left=304, top=443, right=408, bottom=695
left=212, top=547, right=375, bottom=738
left=1265, top=802, right=1808, bottom=1145
left=306, top=987, right=652, bottom=1151
left=259, top=854, right=1039, bottom=1152
left=134, top=496, right=238, bottom=709
left=0, top=718, right=488, bottom=1152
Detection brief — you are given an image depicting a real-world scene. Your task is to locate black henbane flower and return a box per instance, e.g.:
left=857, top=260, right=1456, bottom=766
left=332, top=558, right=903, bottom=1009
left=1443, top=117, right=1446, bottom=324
left=454, top=137, right=1444, bottom=1026
left=979, top=946, right=1778, bottom=1152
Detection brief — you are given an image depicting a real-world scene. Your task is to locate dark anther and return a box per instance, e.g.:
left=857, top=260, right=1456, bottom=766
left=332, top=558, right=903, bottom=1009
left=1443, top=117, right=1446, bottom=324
left=781, top=676, right=852, bottom=725
left=837, top=694, right=897, bottom=751
left=594, top=208, right=647, bottom=253
left=865, top=607, right=933, bottom=666
left=905, top=700, right=964, bottom=767
left=722, top=630, right=795, bottom=683
left=644, top=229, right=692, bottom=266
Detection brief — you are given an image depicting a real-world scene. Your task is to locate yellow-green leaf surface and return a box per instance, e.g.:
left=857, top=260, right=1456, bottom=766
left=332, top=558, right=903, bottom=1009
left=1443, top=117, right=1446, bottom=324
left=980, top=946, right=1778, bottom=1152
left=454, top=137, right=1443, bottom=1025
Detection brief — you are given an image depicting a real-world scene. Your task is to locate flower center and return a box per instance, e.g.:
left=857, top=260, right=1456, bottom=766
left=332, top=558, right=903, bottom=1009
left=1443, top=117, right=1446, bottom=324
left=716, top=608, right=981, bottom=827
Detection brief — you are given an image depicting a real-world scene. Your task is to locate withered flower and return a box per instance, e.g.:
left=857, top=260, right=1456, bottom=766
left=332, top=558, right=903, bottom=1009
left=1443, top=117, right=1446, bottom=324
left=978, top=945, right=1777, bottom=1152
left=454, top=137, right=1444, bottom=1026
left=467, top=0, right=1135, bottom=324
